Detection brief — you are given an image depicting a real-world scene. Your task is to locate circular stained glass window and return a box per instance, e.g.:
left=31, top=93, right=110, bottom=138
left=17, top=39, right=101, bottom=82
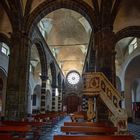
left=66, top=71, right=80, bottom=85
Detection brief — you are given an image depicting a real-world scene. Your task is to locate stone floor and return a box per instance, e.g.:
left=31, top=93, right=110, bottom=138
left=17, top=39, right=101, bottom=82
left=128, top=123, right=140, bottom=140
left=39, top=116, right=140, bottom=140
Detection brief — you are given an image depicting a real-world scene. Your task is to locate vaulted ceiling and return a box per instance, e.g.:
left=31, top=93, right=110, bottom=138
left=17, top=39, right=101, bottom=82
left=38, top=9, right=91, bottom=75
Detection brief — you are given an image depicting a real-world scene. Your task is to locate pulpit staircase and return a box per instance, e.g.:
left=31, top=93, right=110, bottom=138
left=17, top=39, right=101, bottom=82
left=82, top=72, right=127, bottom=133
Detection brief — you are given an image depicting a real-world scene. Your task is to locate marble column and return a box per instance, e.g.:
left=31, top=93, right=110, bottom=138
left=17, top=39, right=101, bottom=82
left=40, top=75, right=47, bottom=114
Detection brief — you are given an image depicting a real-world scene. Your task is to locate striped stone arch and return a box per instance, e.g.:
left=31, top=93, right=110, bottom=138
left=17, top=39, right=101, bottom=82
left=32, top=39, right=48, bottom=79
left=0, top=33, right=11, bottom=51
left=115, top=26, right=140, bottom=43
left=25, top=0, right=95, bottom=35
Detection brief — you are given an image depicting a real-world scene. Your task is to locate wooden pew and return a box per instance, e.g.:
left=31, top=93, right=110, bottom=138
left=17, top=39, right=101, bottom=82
left=1, top=121, right=43, bottom=140
left=33, top=113, right=59, bottom=125
left=54, top=135, right=135, bottom=140
left=0, top=133, right=26, bottom=140
left=61, top=126, right=117, bottom=134
left=0, top=125, right=31, bottom=132
left=70, top=114, right=84, bottom=122
left=0, top=134, right=12, bottom=139
left=2, top=120, right=46, bottom=128
left=64, top=122, right=112, bottom=127
left=0, top=125, right=31, bottom=139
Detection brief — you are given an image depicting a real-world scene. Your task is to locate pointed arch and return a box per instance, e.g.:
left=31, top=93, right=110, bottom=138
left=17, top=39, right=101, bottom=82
left=115, top=26, right=140, bottom=43
left=32, top=39, right=48, bottom=78
left=25, top=0, right=95, bottom=35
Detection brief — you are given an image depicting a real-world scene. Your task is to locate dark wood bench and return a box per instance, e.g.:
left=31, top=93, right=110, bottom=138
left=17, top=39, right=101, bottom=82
left=0, top=125, right=31, bottom=132
left=70, top=114, right=85, bottom=122
left=2, top=120, right=46, bottom=128
left=0, top=133, right=26, bottom=140
left=0, top=125, right=31, bottom=139
left=33, top=113, right=59, bottom=125
left=54, top=135, right=135, bottom=140
left=64, top=122, right=112, bottom=127
left=0, top=134, right=12, bottom=139
left=61, top=126, right=117, bottom=134
left=1, top=121, right=43, bottom=140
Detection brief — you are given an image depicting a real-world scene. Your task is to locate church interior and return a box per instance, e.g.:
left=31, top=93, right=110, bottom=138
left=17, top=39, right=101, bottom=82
left=0, top=0, right=140, bottom=140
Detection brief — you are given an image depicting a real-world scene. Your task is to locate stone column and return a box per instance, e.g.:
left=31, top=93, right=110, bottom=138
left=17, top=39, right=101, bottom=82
left=94, top=28, right=116, bottom=85
left=5, top=31, right=30, bottom=120
left=58, top=87, right=62, bottom=111
left=40, top=75, right=47, bottom=114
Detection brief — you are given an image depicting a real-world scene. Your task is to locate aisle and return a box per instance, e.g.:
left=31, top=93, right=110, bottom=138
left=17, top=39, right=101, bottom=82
left=39, top=116, right=71, bottom=140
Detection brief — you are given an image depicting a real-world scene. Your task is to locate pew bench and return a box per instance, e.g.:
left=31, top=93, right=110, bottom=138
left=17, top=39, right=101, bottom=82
left=54, top=135, right=135, bottom=140
left=1, top=121, right=46, bottom=139
left=2, top=120, right=46, bottom=130
left=64, top=122, right=112, bottom=127
left=70, top=114, right=85, bottom=122
left=0, top=125, right=31, bottom=132
left=0, top=134, right=12, bottom=139
left=33, top=113, right=59, bottom=126
left=0, top=125, right=31, bottom=139
left=0, top=134, right=26, bottom=140
left=0, top=133, right=27, bottom=140
left=61, top=126, right=117, bottom=134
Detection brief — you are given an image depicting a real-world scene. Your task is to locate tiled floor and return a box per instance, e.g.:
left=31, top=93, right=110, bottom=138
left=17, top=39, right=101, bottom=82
left=128, top=123, right=140, bottom=140
left=39, top=116, right=140, bottom=140
left=40, top=116, right=70, bottom=140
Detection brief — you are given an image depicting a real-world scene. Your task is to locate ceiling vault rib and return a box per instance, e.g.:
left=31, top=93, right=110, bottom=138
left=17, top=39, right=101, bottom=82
left=100, top=0, right=114, bottom=27
left=111, top=0, right=121, bottom=25
left=92, top=0, right=99, bottom=13
left=92, top=0, right=100, bottom=28
left=24, top=0, right=33, bottom=17
left=1, top=0, right=13, bottom=26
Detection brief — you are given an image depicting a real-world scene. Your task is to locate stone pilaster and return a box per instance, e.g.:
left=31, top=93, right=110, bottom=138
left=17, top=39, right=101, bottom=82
left=5, top=30, right=30, bottom=120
